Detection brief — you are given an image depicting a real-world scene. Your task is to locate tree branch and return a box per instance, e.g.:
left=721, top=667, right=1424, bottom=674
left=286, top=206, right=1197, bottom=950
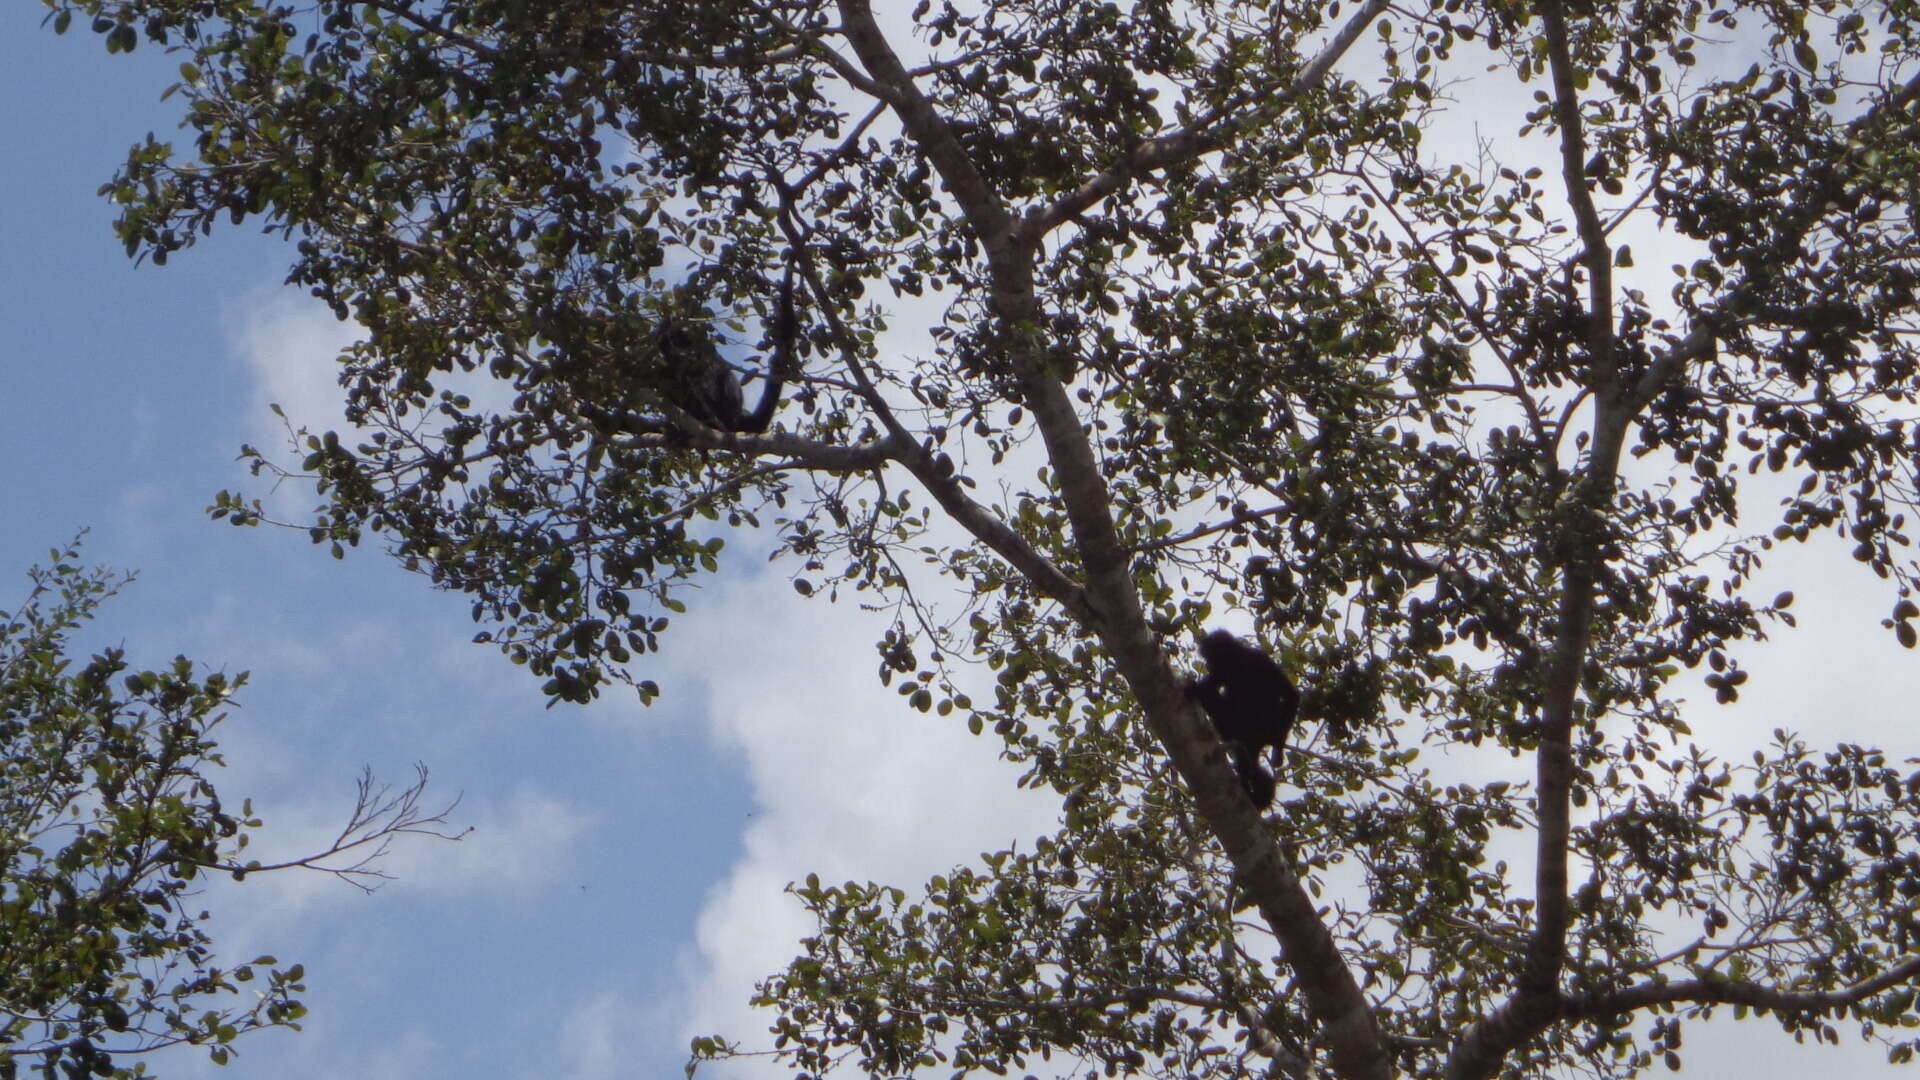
left=198, top=765, right=465, bottom=893
left=1451, top=8, right=1623, bottom=1077
left=836, top=9, right=1391, bottom=1076
left=1625, top=68, right=1920, bottom=415
left=1296, top=0, right=1392, bottom=91
left=1451, top=47, right=1920, bottom=1080
left=605, top=425, right=907, bottom=473
left=1566, top=957, right=1920, bottom=1020
left=1540, top=2, right=1619, bottom=402
left=1028, top=0, right=1390, bottom=237
left=777, top=185, right=1095, bottom=621
left=836, top=0, right=1017, bottom=261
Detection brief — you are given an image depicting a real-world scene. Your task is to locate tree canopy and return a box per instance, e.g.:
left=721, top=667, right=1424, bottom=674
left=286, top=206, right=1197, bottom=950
left=42, top=0, right=1920, bottom=1076
left=0, top=538, right=456, bottom=1079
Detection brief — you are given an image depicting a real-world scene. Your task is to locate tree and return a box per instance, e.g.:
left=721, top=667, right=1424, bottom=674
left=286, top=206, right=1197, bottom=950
left=0, top=538, right=459, bottom=1079
left=40, top=0, right=1920, bottom=1075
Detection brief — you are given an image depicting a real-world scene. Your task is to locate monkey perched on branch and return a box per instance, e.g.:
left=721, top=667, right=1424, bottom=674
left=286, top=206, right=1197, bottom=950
left=657, top=268, right=797, bottom=434
left=549, top=266, right=801, bottom=443
left=1186, top=629, right=1300, bottom=809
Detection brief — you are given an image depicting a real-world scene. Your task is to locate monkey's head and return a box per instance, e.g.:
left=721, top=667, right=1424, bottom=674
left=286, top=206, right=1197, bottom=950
left=1197, top=629, right=1241, bottom=666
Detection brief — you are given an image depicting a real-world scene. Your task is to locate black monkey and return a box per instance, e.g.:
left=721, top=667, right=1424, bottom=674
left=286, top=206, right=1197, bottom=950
left=1186, top=629, right=1300, bottom=809
left=659, top=269, right=797, bottom=434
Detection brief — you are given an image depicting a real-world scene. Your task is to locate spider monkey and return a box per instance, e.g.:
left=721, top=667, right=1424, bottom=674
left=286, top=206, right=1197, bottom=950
left=1186, top=629, right=1300, bottom=809
left=659, top=268, right=798, bottom=434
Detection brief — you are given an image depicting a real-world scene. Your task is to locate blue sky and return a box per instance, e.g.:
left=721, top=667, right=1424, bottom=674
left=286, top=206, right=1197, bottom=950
left=7, top=6, right=1920, bottom=1080
left=2, top=12, right=748, bottom=1076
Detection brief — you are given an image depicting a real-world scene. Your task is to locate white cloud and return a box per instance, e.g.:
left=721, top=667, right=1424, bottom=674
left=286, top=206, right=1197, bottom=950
left=547, top=987, right=652, bottom=1080
left=664, top=575, right=1058, bottom=1065
left=230, top=286, right=360, bottom=447
left=392, top=783, right=597, bottom=898
left=195, top=1019, right=445, bottom=1080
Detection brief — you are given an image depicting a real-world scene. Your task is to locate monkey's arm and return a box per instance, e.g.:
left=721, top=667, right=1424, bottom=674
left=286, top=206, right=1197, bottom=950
left=1185, top=672, right=1225, bottom=707
left=1273, top=667, right=1301, bottom=713
left=737, top=268, right=800, bottom=433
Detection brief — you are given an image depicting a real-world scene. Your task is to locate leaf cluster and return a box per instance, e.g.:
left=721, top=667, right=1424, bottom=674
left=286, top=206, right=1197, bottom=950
left=0, top=540, right=304, bottom=1079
